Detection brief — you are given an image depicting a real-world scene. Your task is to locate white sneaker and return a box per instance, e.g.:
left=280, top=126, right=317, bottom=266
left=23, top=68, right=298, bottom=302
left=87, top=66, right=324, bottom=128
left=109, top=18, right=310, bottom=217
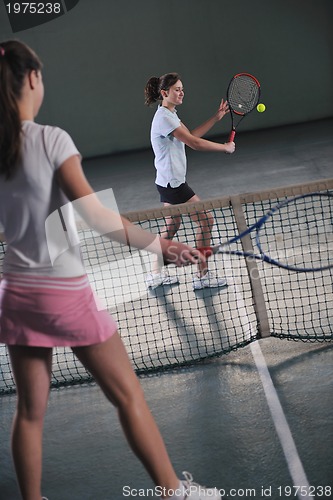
left=145, top=272, right=179, bottom=289
left=193, top=270, right=228, bottom=290
left=180, top=471, right=222, bottom=499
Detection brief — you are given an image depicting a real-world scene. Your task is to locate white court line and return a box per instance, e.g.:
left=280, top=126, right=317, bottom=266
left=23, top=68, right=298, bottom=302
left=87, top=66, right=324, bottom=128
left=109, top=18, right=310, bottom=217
left=250, top=341, right=312, bottom=500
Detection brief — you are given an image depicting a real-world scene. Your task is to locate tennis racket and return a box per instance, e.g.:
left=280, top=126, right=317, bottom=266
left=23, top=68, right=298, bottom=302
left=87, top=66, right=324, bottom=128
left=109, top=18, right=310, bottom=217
left=198, top=192, right=333, bottom=272
left=227, top=73, right=260, bottom=142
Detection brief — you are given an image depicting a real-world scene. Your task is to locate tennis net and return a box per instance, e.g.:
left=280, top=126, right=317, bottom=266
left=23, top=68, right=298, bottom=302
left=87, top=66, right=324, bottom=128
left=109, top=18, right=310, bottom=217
left=1, top=178, right=332, bottom=394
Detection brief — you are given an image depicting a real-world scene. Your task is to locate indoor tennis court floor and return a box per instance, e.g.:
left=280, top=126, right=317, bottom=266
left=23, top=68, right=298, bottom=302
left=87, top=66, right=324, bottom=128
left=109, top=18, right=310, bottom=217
left=0, top=119, right=332, bottom=500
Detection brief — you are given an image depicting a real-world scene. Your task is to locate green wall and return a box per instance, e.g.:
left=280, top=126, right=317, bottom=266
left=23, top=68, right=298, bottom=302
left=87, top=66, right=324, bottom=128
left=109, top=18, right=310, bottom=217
left=1, top=0, right=332, bottom=158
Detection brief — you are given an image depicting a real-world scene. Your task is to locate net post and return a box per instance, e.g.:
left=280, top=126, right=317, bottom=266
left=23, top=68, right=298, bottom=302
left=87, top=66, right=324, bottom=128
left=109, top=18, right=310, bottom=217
left=230, top=196, right=271, bottom=338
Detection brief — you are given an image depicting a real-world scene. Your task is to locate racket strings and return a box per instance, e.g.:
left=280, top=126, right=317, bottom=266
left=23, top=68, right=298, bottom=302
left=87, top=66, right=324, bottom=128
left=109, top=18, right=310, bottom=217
left=256, top=194, right=332, bottom=270
left=228, top=76, right=260, bottom=114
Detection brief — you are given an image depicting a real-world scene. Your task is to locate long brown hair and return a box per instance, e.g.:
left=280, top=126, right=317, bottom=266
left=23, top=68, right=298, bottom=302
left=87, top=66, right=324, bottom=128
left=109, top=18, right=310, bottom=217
left=144, top=72, right=181, bottom=106
left=0, top=40, right=42, bottom=180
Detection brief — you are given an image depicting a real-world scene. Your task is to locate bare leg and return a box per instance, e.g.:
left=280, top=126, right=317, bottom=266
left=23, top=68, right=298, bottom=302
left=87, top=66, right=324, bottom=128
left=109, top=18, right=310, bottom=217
left=8, top=345, right=53, bottom=500
left=72, top=333, right=180, bottom=496
left=154, top=197, right=214, bottom=277
left=187, top=195, right=214, bottom=276
left=152, top=203, right=181, bottom=274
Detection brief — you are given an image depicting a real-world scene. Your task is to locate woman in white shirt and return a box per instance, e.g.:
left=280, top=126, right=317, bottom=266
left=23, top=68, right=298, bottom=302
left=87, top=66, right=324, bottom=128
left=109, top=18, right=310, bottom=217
left=145, top=73, right=235, bottom=289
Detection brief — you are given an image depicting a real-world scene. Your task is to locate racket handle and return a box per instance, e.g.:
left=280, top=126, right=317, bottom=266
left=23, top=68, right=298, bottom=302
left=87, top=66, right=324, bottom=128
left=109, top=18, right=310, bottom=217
left=228, top=130, right=236, bottom=142
left=163, top=246, right=214, bottom=266
left=197, top=247, right=214, bottom=258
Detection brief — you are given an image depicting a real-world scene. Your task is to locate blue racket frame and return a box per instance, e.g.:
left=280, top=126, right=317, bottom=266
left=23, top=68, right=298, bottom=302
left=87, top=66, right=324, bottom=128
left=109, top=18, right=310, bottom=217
left=202, top=192, right=333, bottom=272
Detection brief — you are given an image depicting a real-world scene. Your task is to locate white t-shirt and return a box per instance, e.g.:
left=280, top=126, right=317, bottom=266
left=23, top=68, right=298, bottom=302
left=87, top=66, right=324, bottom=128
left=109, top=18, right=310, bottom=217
left=0, top=121, right=84, bottom=277
left=150, top=106, right=186, bottom=188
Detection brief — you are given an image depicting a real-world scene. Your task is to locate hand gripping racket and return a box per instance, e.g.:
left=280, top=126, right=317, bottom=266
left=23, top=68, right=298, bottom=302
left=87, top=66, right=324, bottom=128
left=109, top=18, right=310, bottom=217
left=198, top=192, right=333, bottom=272
left=227, top=73, right=260, bottom=142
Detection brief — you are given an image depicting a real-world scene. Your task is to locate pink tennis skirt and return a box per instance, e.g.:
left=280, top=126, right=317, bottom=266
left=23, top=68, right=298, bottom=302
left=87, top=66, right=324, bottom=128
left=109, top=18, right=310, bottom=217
left=0, top=273, right=118, bottom=347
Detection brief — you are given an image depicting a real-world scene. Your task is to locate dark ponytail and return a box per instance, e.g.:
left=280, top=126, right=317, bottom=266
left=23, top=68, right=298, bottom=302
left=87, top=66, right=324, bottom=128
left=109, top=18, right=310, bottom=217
left=144, top=76, right=160, bottom=106
left=0, top=40, right=42, bottom=180
left=144, top=72, right=181, bottom=106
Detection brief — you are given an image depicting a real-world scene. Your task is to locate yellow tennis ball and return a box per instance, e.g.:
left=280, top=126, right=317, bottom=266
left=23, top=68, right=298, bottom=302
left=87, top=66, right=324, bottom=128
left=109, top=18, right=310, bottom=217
left=257, top=103, right=266, bottom=113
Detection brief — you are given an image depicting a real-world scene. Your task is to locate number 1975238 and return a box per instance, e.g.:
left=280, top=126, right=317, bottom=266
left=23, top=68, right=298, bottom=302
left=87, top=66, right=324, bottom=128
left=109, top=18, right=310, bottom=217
left=277, top=485, right=331, bottom=497
left=6, top=3, right=62, bottom=15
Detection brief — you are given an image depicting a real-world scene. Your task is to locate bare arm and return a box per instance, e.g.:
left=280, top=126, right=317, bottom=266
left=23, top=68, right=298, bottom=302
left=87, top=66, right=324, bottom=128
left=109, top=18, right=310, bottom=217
left=56, top=156, right=204, bottom=266
left=173, top=123, right=235, bottom=153
left=191, top=99, right=230, bottom=138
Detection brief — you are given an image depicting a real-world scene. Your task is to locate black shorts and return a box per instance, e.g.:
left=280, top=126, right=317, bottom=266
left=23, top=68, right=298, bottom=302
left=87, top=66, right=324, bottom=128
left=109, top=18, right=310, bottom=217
left=156, top=182, right=195, bottom=204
